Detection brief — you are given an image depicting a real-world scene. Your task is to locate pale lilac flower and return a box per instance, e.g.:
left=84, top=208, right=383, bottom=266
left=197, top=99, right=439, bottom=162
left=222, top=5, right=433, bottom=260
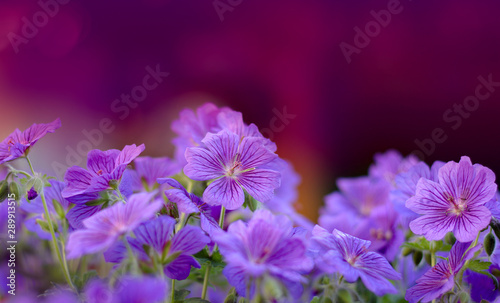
left=66, top=192, right=162, bottom=259
left=369, top=149, right=418, bottom=185
left=407, top=156, right=497, bottom=242
left=0, top=118, right=61, bottom=164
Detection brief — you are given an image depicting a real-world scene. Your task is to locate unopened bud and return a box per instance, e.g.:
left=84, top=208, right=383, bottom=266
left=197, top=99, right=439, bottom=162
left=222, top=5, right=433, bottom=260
left=402, top=247, right=413, bottom=257
left=8, top=182, right=20, bottom=200
left=0, top=180, right=8, bottom=202
left=445, top=232, right=456, bottom=245
left=485, top=233, right=496, bottom=256
left=413, top=250, right=423, bottom=266
left=27, top=186, right=38, bottom=200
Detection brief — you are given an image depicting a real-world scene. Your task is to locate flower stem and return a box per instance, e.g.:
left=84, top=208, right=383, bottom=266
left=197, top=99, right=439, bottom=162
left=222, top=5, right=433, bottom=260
left=458, top=230, right=482, bottom=285
left=201, top=206, right=226, bottom=300
left=26, top=157, right=75, bottom=290
left=171, top=279, right=176, bottom=303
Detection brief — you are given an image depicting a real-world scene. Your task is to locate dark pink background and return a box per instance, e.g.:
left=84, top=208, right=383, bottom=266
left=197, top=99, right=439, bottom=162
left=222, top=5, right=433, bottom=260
left=1, top=0, right=500, bottom=220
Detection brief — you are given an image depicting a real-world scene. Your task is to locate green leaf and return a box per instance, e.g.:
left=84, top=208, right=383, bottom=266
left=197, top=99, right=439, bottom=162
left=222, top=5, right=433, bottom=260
left=73, top=270, right=98, bottom=290
left=310, top=297, right=320, bottom=303
left=36, top=219, right=51, bottom=233
left=402, top=237, right=430, bottom=251
left=467, top=260, right=492, bottom=272
left=174, top=289, right=190, bottom=301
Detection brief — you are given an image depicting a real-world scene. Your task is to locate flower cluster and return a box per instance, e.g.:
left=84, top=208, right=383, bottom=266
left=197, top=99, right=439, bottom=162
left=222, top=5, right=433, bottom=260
left=2, top=103, right=500, bottom=303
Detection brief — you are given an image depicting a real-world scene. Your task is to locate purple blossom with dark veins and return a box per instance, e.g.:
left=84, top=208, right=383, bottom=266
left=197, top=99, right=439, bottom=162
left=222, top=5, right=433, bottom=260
left=62, top=144, right=145, bottom=204
left=406, top=156, right=497, bottom=242
left=406, top=241, right=481, bottom=303
left=391, top=160, right=445, bottom=228
left=213, top=209, right=313, bottom=299
left=131, top=156, right=180, bottom=192
left=310, top=226, right=401, bottom=296
left=158, top=177, right=220, bottom=236
left=369, top=149, right=419, bottom=185
left=485, top=191, right=500, bottom=220
left=66, top=192, right=162, bottom=259
left=0, top=118, right=61, bottom=164
left=104, top=215, right=209, bottom=280
left=184, top=130, right=281, bottom=210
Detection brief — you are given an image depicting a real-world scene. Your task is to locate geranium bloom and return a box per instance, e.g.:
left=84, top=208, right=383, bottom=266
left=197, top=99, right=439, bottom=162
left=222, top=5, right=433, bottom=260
left=310, top=226, right=401, bottom=296
left=184, top=130, right=280, bottom=210
left=62, top=144, right=144, bottom=204
left=0, top=118, right=61, bottom=164
left=213, top=209, right=312, bottom=299
left=369, top=149, right=418, bottom=185
left=406, top=156, right=497, bottom=242
left=66, top=192, right=162, bottom=259
left=406, top=241, right=480, bottom=303
left=104, top=215, right=209, bottom=280
left=318, top=176, right=391, bottom=233
left=158, top=178, right=220, bottom=236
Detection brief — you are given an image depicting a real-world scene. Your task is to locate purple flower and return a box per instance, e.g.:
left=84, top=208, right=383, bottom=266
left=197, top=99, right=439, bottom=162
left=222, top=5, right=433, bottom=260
left=318, top=176, right=391, bottom=233
left=406, top=241, right=480, bottom=303
left=391, top=160, right=445, bottom=228
left=486, top=191, right=500, bottom=220
left=0, top=118, right=61, bottom=164
left=369, top=149, right=418, bottom=184
left=464, top=266, right=500, bottom=302
left=172, top=103, right=226, bottom=165
left=104, top=215, right=209, bottom=280
left=158, top=178, right=220, bottom=236
left=354, top=205, right=404, bottom=261
left=131, top=156, right=180, bottom=191
left=184, top=130, right=281, bottom=210
left=310, top=226, right=401, bottom=296
left=66, top=192, right=162, bottom=259
left=62, top=144, right=145, bottom=204
left=407, top=156, right=497, bottom=242
left=213, top=209, right=312, bottom=299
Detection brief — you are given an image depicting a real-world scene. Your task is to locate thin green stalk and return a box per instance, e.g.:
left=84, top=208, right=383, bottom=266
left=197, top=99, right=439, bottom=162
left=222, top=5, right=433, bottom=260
left=171, top=279, right=176, bottom=303
left=458, top=231, right=482, bottom=285
left=201, top=206, right=226, bottom=299
left=27, top=157, right=75, bottom=290
left=201, top=262, right=211, bottom=300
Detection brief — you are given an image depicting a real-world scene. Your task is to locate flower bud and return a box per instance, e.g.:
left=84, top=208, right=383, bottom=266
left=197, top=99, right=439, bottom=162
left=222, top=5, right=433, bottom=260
left=8, top=182, right=20, bottom=200
left=485, top=232, right=496, bottom=256
left=27, top=186, right=38, bottom=200
left=413, top=250, right=423, bottom=266
left=445, top=232, right=456, bottom=245
left=0, top=180, right=8, bottom=202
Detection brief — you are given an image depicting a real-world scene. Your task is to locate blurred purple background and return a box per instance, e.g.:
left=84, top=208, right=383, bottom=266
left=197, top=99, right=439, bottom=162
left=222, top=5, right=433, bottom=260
left=1, top=0, right=500, bottom=220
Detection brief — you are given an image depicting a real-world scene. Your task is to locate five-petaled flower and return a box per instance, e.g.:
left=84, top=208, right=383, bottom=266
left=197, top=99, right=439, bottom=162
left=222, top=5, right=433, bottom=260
left=310, top=226, right=402, bottom=296
left=406, top=156, right=497, bottom=242
left=184, top=130, right=281, bottom=210
left=0, top=118, right=61, bottom=164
